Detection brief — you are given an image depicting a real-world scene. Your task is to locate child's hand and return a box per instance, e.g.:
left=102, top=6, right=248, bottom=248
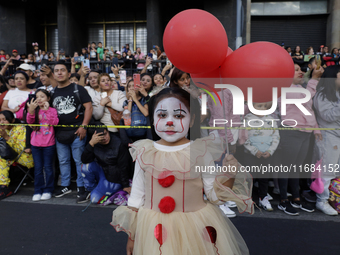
left=27, top=98, right=38, bottom=114
left=262, top=151, right=271, bottom=158
left=255, top=151, right=262, bottom=158
left=24, top=148, right=32, bottom=154
left=222, top=154, right=238, bottom=175
left=315, top=133, right=322, bottom=141
left=126, top=238, right=134, bottom=255
left=43, top=102, right=49, bottom=110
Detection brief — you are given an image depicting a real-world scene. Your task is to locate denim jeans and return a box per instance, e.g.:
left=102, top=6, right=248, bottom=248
left=82, top=162, right=122, bottom=203
left=56, top=137, right=86, bottom=187
left=31, top=145, right=56, bottom=195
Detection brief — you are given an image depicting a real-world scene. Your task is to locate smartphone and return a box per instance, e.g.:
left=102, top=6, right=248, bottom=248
left=119, top=70, right=126, bottom=83
left=166, top=58, right=172, bottom=66
left=112, top=57, right=118, bottom=68
left=316, top=55, right=321, bottom=70
left=133, top=74, right=141, bottom=89
left=28, top=94, right=36, bottom=102
left=147, top=53, right=153, bottom=58
left=74, top=56, right=79, bottom=62
left=83, top=59, right=90, bottom=69
left=109, top=73, right=115, bottom=78
left=101, top=92, right=107, bottom=98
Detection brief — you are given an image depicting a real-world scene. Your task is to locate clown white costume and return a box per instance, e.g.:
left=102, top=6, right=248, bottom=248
left=110, top=89, right=254, bottom=255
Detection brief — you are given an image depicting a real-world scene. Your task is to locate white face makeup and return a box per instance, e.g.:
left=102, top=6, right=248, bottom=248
left=154, top=97, right=190, bottom=143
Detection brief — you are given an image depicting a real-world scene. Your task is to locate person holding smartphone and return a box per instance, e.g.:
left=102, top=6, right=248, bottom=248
left=123, top=50, right=136, bottom=76
left=81, top=125, right=131, bottom=204
left=134, top=47, right=145, bottom=71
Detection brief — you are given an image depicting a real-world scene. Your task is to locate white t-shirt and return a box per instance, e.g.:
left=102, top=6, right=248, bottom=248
left=3, top=88, right=31, bottom=109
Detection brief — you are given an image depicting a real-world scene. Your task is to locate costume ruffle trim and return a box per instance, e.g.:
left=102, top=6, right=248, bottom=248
left=129, top=134, right=226, bottom=180
left=213, top=172, right=254, bottom=215
left=110, top=206, right=138, bottom=240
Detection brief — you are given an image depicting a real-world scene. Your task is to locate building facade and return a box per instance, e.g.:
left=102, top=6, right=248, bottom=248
left=0, top=0, right=339, bottom=56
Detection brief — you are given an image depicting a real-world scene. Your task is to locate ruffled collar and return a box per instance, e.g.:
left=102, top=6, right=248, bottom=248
left=129, top=134, right=226, bottom=180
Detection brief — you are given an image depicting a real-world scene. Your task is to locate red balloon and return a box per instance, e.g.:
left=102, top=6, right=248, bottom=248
left=227, top=47, right=233, bottom=56
left=163, top=9, right=228, bottom=74
left=154, top=224, right=167, bottom=246
left=203, top=226, right=217, bottom=243
left=220, top=41, right=294, bottom=102
left=191, top=68, right=222, bottom=95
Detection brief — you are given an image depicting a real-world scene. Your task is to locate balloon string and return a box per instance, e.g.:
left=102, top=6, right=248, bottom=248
left=159, top=245, right=162, bottom=255
left=219, top=68, right=229, bottom=155
left=214, top=243, right=220, bottom=255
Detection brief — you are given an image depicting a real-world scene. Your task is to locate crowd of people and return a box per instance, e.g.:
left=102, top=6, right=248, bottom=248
left=284, top=44, right=340, bottom=67
left=0, top=41, right=339, bottom=222
left=0, top=42, right=168, bottom=77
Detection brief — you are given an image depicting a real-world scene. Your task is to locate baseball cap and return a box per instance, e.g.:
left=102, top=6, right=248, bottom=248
left=12, top=49, right=18, bottom=53
left=320, top=45, right=324, bottom=48
left=17, top=63, right=34, bottom=71
left=116, top=51, right=121, bottom=55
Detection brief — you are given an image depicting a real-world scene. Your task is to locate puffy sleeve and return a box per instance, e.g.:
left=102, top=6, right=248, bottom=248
left=212, top=169, right=254, bottom=215
left=110, top=160, right=145, bottom=240
left=202, top=152, right=254, bottom=214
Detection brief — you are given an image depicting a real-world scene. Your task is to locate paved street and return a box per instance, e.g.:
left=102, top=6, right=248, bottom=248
left=1, top=184, right=339, bottom=255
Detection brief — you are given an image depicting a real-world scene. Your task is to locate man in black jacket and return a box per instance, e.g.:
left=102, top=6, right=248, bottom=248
left=80, top=126, right=131, bottom=204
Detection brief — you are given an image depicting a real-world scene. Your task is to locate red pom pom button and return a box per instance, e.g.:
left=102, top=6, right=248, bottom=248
left=158, top=175, right=175, bottom=188
left=158, top=196, right=176, bottom=213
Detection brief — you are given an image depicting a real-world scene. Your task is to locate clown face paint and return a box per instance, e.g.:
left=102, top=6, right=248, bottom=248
left=154, top=97, right=190, bottom=143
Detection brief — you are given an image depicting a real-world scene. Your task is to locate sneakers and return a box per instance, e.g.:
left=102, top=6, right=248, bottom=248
left=290, top=200, right=315, bottom=213
left=259, top=196, right=273, bottom=211
left=225, top=201, right=237, bottom=208
left=316, top=201, right=338, bottom=216
left=0, top=185, right=13, bottom=200
left=301, top=190, right=317, bottom=203
left=77, top=187, right=90, bottom=204
left=54, top=186, right=72, bottom=198
left=268, top=181, right=275, bottom=188
left=278, top=200, right=299, bottom=216
left=219, top=203, right=236, bottom=218
left=267, top=193, right=273, bottom=201
left=41, top=193, right=52, bottom=200
left=32, top=194, right=42, bottom=201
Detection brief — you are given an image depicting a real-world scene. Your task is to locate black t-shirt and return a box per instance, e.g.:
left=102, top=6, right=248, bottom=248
left=52, top=83, right=91, bottom=130
left=28, top=80, right=42, bottom=89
